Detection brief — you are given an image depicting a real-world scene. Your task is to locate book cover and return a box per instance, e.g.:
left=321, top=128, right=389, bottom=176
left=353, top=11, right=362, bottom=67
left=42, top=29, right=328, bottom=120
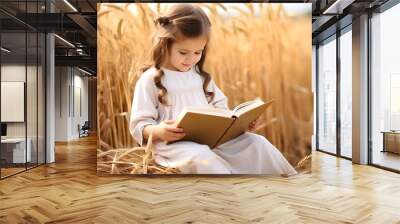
left=167, top=98, right=273, bottom=148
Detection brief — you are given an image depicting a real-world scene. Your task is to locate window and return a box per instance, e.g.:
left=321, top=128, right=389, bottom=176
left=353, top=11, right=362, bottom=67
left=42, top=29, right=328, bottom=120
left=317, top=36, right=337, bottom=154
left=0, top=1, right=46, bottom=179
left=339, top=28, right=352, bottom=158
left=370, top=3, right=400, bottom=171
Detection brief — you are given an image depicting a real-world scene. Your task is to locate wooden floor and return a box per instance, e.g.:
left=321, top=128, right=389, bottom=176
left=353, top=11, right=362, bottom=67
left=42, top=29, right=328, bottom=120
left=372, top=150, right=400, bottom=171
left=1, top=167, right=26, bottom=178
left=1, top=136, right=400, bottom=223
left=1, top=163, right=45, bottom=178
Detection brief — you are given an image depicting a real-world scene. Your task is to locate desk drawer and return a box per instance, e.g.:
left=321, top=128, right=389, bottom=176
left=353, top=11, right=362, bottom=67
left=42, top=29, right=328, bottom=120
left=0, top=140, right=32, bottom=164
left=384, top=133, right=400, bottom=154
left=0, top=146, right=14, bottom=164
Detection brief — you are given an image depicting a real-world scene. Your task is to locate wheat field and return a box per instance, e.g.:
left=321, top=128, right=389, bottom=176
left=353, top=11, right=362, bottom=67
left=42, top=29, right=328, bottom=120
left=97, top=3, right=313, bottom=174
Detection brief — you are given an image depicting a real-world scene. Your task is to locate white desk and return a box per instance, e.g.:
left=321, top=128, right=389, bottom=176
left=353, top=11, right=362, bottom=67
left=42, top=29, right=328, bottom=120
left=1, top=138, right=32, bottom=163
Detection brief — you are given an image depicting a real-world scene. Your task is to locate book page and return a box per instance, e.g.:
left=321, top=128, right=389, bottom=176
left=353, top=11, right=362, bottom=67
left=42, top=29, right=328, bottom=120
left=231, top=100, right=256, bottom=115
left=176, top=107, right=233, bottom=123
left=216, top=99, right=273, bottom=147
left=232, top=98, right=268, bottom=117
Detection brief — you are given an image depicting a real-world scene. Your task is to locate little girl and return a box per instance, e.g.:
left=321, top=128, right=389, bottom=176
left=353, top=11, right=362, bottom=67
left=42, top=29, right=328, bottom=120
left=130, top=3, right=297, bottom=175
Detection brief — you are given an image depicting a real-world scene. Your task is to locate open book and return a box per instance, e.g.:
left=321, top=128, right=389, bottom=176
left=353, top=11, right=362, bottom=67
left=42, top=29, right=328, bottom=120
left=167, top=98, right=273, bottom=148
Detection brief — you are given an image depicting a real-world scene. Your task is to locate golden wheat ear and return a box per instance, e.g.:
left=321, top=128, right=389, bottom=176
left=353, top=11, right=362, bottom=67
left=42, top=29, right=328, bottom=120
left=98, top=3, right=312, bottom=174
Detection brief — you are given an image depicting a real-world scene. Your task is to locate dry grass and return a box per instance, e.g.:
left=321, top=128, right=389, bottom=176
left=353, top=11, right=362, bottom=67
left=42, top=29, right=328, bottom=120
left=97, top=3, right=312, bottom=174
left=97, top=133, right=179, bottom=174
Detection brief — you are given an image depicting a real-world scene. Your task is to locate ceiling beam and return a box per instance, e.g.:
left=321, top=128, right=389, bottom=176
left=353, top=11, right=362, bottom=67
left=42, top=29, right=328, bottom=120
left=323, top=0, right=356, bottom=15
left=312, top=15, right=335, bottom=33
left=55, top=55, right=96, bottom=68
left=67, top=13, right=97, bottom=38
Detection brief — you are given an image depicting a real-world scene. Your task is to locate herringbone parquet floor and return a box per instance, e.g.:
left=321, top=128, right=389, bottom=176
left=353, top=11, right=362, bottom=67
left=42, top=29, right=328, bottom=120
left=1, top=135, right=399, bottom=224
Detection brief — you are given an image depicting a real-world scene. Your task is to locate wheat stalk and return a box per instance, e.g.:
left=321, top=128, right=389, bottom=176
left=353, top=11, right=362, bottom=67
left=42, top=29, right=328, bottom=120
left=97, top=3, right=312, bottom=174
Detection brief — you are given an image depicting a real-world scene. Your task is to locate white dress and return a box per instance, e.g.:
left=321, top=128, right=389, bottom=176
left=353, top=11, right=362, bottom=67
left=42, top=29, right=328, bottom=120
left=129, top=66, right=297, bottom=175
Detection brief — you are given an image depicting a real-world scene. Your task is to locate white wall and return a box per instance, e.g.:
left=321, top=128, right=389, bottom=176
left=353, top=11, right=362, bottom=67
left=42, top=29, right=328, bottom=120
left=55, top=66, right=69, bottom=141
left=54, top=67, right=89, bottom=141
left=1, top=65, right=34, bottom=137
left=1, top=63, right=45, bottom=164
left=72, top=73, right=89, bottom=138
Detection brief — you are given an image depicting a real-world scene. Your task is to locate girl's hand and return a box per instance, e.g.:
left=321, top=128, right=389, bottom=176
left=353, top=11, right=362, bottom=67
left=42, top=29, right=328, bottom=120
left=248, top=118, right=261, bottom=132
left=153, top=120, right=186, bottom=142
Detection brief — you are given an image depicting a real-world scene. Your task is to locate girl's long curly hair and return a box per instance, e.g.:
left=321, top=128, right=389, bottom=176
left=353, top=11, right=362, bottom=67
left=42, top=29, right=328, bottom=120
left=141, top=4, right=214, bottom=105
